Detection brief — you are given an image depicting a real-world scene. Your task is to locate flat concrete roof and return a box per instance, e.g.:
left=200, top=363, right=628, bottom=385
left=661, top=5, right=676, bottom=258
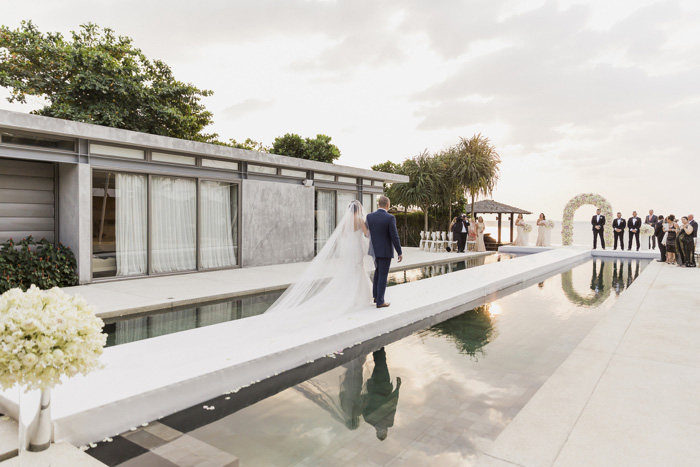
left=0, top=109, right=409, bottom=183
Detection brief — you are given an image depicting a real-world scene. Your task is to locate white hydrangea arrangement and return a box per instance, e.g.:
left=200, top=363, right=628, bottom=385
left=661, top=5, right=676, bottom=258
left=523, top=224, right=533, bottom=233
left=0, top=285, right=106, bottom=391
left=544, top=220, right=555, bottom=229
left=640, top=224, right=654, bottom=237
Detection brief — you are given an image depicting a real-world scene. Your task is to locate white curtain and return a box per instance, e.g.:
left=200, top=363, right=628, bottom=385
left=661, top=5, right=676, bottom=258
left=115, top=174, right=147, bottom=276
left=315, top=190, right=336, bottom=252
left=337, top=192, right=356, bottom=216
left=151, top=176, right=197, bottom=273
left=200, top=181, right=237, bottom=269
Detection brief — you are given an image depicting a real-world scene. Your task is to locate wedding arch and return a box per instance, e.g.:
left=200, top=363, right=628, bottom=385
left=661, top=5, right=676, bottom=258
left=561, top=193, right=613, bottom=246
left=560, top=260, right=612, bottom=307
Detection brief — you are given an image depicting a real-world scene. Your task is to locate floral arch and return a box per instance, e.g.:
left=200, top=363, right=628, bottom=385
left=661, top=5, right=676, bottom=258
left=562, top=193, right=613, bottom=246
left=560, top=259, right=612, bottom=307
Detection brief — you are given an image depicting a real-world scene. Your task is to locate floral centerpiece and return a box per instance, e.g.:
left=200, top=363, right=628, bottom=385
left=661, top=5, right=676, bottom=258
left=640, top=224, right=654, bottom=237
left=523, top=224, right=533, bottom=233
left=544, top=220, right=555, bottom=229
left=0, top=285, right=106, bottom=456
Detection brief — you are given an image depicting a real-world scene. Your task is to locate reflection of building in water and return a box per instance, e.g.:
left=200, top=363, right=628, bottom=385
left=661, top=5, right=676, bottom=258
left=428, top=304, right=497, bottom=361
left=363, top=348, right=401, bottom=441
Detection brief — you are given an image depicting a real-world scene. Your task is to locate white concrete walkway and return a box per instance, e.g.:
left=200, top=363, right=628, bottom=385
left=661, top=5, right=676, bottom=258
left=482, top=261, right=700, bottom=466
left=2, top=248, right=590, bottom=447
left=63, top=247, right=491, bottom=319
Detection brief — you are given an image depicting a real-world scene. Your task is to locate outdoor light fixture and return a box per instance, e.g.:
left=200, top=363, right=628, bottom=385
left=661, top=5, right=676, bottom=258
left=303, top=179, right=314, bottom=187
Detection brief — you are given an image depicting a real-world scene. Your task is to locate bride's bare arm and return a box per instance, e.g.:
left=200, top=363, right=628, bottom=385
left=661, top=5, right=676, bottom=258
left=361, top=220, right=369, bottom=236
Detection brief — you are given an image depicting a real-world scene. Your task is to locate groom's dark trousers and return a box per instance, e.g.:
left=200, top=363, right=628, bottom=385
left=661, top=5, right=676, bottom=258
left=366, top=208, right=403, bottom=307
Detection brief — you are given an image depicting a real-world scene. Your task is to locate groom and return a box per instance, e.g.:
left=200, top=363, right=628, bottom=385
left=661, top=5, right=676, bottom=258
left=591, top=208, right=606, bottom=250
left=366, top=196, right=403, bottom=308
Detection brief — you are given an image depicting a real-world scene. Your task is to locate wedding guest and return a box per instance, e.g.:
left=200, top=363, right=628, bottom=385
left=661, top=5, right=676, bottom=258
left=645, top=209, right=658, bottom=250
left=655, top=215, right=666, bottom=262
left=665, top=215, right=678, bottom=264
left=627, top=211, right=642, bottom=251
left=536, top=213, right=546, bottom=247
left=678, top=216, right=696, bottom=267
left=451, top=214, right=469, bottom=253
left=513, top=213, right=526, bottom=246
left=591, top=208, right=605, bottom=250
left=689, top=214, right=698, bottom=249
left=476, top=216, right=486, bottom=252
left=613, top=212, right=626, bottom=251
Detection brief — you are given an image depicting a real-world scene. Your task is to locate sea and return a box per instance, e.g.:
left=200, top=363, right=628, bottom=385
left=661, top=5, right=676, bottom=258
left=484, top=220, right=657, bottom=250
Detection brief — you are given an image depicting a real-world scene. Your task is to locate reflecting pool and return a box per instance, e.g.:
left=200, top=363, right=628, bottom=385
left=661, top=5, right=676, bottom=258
left=103, top=254, right=513, bottom=347
left=89, top=257, right=648, bottom=466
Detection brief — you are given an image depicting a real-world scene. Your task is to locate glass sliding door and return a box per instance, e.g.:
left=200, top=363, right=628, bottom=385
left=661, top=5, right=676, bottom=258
left=151, top=176, right=197, bottom=273
left=337, top=191, right=356, bottom=218
left=200, top=180, right=238, bottom=269
left=92, top=171, right=147, bottom=278
left=362, top=193, right=374, bottom=213
left=315, top=190, right=336, bottom=254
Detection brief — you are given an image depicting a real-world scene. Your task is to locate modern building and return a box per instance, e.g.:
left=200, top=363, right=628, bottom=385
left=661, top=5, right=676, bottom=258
left=0, top=110, right=407, bottom=284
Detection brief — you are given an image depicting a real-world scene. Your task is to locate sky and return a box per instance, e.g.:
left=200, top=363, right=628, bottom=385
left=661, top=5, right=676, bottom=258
left=2, top=0, right=699, bottom=221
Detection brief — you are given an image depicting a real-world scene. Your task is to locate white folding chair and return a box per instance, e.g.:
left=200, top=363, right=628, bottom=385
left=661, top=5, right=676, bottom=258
left=419, top=231, right=426, bottom=250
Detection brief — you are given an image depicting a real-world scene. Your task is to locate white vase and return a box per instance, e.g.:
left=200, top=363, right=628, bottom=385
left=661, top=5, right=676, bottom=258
left=18, top=388, right=52, bottom=465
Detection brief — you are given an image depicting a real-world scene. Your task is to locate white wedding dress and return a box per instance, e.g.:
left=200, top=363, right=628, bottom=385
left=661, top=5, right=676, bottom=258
left=266, top=200, right=373, bottom=317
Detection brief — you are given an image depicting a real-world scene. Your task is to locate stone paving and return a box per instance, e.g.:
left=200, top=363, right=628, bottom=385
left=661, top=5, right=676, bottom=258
left=482, top=261, right=700, bottom=466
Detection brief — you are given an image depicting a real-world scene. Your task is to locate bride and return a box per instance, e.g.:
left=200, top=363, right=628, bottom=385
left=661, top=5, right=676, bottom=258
left=266, top=200, right=373, bottom=316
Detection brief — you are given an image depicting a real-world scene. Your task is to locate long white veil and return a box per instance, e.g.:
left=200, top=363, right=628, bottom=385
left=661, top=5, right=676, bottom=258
left=266, top=200, right=374, bottom=316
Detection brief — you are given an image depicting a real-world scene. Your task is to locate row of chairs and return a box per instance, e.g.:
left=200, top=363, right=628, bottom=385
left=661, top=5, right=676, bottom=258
left=419, top=231, right=475, bottom=252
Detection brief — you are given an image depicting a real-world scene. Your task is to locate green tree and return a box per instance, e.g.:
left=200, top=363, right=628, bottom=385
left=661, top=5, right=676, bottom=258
left=452, top=134, right=501, bottom=217
left=371, top=160, right=401, bottom=174
left=228, top=138, right=270, bottom=152
left=270, top=133, right=307, bottom=159
left=391, top=151, right=440, bottom=233
left=304, top=134, right=341, bottom=163
left=434, top=149, right=463, bottom=227
left=0, top=21, right=219, bottom=142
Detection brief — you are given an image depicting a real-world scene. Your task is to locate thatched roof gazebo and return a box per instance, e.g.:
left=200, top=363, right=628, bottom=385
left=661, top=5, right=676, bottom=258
left=468, top=200, right=532, bottom=245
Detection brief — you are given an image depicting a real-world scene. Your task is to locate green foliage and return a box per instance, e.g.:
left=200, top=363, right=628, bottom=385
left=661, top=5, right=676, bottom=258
left=452, top=134, right=501, bottom=215
left=228, top=138, right=270, bottom=152
left=270, top=133, right=341, bottom=163
left=0, top=236, right=78, bottom=294
left=428, top=305, right=497, bottom=361
left=371, top=160, right=401, bottom=174
left=0, top=21, right=218, bottom=143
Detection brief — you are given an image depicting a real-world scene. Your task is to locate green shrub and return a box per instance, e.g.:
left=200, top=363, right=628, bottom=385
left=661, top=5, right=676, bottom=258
left=0, top=236, right=78, bottom=294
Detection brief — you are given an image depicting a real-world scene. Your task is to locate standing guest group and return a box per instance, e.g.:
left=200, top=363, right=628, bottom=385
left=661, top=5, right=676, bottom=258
left=594, top=209, right=697, bottom=268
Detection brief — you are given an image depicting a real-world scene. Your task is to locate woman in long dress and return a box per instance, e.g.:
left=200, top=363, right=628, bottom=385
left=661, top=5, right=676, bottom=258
left=666, top=215, right=678, bottom=264
left=536, top=213, right=547, bottom=247
left=677, top=216, right=696, bottom=267
left=476, top=216, right=486, bottom=252
left=513, top=214, right=525, bottom=246
left=266, top=200, right=373, bottom=316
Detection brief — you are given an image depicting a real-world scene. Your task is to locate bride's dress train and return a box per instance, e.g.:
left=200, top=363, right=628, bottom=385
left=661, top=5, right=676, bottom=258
left=266, top=201, right=373, bottom=317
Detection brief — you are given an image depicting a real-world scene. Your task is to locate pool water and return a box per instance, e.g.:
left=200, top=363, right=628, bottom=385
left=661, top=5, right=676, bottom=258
left=89, top=257, right=648, bottom=466
left=103, top=254, right=514, bottom=347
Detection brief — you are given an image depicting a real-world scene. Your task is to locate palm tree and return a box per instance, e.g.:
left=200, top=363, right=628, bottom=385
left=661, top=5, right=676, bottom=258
left=434, top=148, right=463, bottom=228
left=452, top=134, right=501, bottom=217
left=391, top=150, right=440, bottom=233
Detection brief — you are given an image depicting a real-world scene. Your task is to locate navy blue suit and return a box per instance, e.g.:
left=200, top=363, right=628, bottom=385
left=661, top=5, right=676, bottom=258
left=366, top=209, right=402, bottom=306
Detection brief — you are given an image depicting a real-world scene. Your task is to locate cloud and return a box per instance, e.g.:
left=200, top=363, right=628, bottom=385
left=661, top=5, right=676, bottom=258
left=221, top=98, right=274, bottom=119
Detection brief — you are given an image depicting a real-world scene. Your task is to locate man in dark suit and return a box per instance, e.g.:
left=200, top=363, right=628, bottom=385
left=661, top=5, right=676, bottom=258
left=591, top=208, right=605, bottom=249
left=655, top=215, right=666, bottom=262
left=645, top=209, right=658, bottom=250
left=366, top=196, right=403, bottom=308
left=627, top=211, right=642, bottom=251
left=612, top=212, right=626, bottom=251
left=362, top=348, right=401, bottom=441
left=451, top=214, right=470, bottom=253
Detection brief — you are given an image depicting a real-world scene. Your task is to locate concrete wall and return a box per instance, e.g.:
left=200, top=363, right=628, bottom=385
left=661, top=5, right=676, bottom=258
left=58, top=163, right=91, bottom=283
left=240, top=179, right=314, bottom=267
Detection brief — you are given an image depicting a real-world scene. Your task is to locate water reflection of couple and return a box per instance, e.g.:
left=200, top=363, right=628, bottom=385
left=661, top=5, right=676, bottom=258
left=296, top=348, right=402, bottom=441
